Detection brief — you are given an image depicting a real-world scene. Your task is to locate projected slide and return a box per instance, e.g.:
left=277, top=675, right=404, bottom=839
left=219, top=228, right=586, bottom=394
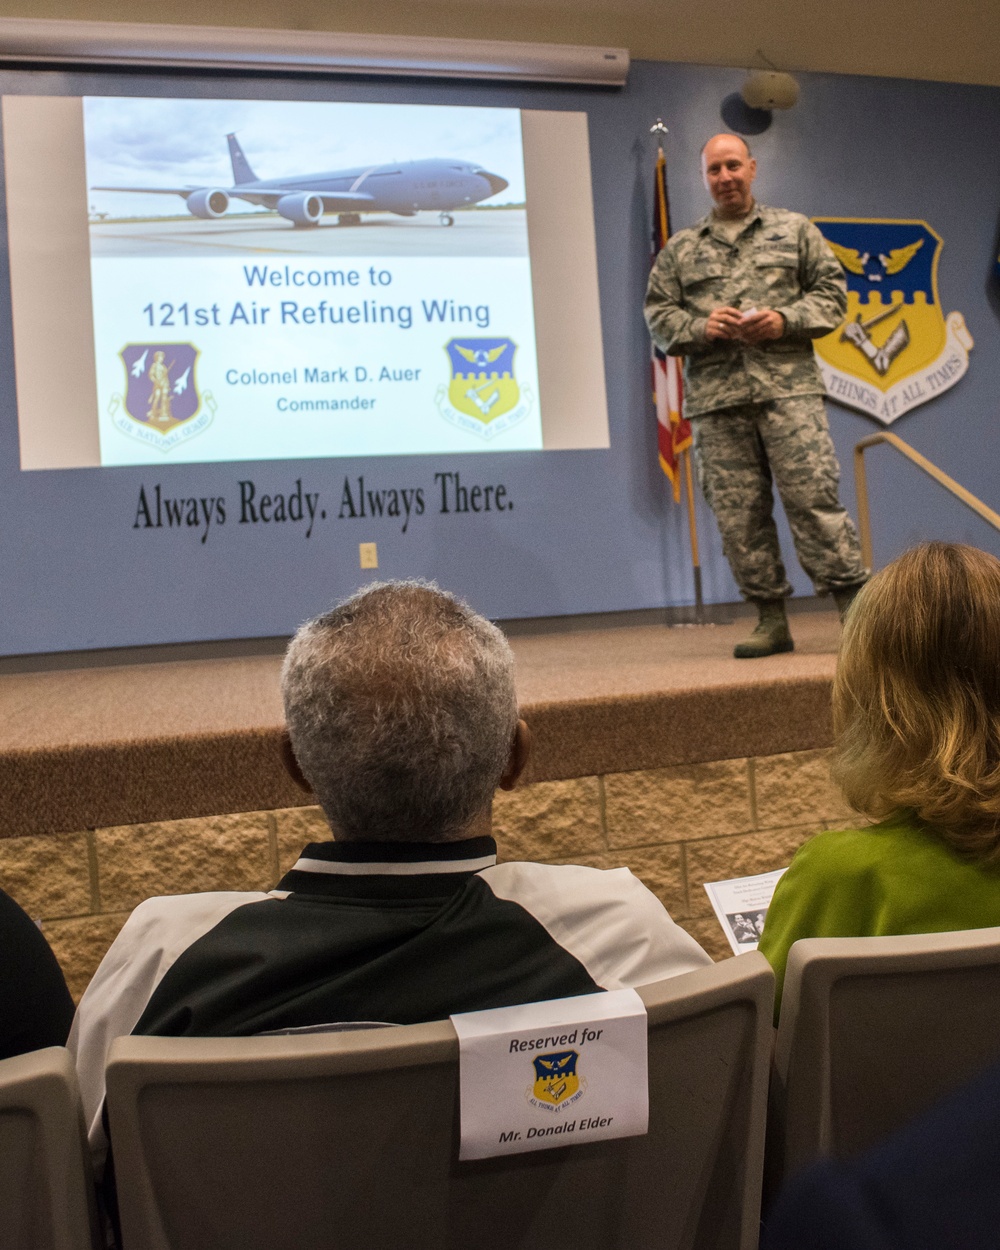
left=86, top=98, right=541, bottom=464
left=3, top=95, right=609, bottom=470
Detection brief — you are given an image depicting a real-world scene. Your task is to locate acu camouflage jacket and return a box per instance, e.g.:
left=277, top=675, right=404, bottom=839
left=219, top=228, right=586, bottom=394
left=644, top=203, right=847, bottom=417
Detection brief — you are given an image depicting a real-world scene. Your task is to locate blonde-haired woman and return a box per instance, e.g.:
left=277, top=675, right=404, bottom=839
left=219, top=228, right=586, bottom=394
left=759, top=542, right=1000, bottom=1014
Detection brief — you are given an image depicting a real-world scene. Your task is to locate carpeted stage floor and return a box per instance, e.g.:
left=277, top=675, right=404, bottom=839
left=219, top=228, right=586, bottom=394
left=0, top=608, right=841, bottom=839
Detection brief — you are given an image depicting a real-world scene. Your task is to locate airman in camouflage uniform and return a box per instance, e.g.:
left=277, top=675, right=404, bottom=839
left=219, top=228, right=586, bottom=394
left=644, top=134, right=868, bottom=657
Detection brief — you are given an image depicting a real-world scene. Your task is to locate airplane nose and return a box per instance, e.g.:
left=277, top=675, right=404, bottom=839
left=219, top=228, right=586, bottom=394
left=477, top=169, right=508, bottom=196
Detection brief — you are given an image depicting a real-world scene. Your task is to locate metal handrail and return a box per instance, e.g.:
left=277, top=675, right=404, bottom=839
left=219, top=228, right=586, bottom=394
left=854, top=431, right=1000, bottom=569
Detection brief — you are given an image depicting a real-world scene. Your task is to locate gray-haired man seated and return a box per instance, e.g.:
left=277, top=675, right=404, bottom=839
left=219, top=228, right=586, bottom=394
left=72, top=581, right=709, bottom=1159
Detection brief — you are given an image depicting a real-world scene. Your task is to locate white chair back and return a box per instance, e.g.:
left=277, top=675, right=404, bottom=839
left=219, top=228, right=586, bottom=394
left=106, top=954, right=774, bottom=1250
left=0, top=1046, right=100, bottom=1250
left=770, top=927, right=1000, bottom=1185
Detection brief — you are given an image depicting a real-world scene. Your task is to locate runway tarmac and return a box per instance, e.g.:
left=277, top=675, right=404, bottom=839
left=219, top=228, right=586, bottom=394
left=89, top=209, right=528, bottom=259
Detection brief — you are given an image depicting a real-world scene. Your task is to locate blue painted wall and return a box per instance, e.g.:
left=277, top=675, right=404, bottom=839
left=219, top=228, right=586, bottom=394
left=1, top=60, right=998, bottom=653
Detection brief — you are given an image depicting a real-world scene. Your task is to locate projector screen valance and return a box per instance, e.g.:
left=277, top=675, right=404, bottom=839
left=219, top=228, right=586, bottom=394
left=0, top=18, right=630, bottom=86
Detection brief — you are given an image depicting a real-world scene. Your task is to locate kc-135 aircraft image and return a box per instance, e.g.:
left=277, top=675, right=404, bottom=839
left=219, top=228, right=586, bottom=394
left=93, top=133, right=510, bottom=228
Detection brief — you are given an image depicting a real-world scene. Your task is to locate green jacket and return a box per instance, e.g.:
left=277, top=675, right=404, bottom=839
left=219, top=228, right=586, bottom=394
left=758, top=816, right=1000, bottom=1019
left=644, top=203, right=847, bottom=417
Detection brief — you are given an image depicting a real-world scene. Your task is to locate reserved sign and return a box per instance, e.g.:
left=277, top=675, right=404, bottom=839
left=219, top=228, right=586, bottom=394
left=451, top=989, right=648, bottom=1161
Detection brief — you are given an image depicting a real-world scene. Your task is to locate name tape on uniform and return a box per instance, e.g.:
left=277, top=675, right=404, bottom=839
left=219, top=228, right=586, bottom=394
left=450, top=988, right=648, bottom=1161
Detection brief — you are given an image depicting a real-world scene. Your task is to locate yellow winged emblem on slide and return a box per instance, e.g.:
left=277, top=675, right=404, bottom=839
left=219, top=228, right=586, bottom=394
left=455, top=343, right=506, bottom=366
left=437, top=337, right=533, bottom=441
left=445, top=338, right=520, bottom=424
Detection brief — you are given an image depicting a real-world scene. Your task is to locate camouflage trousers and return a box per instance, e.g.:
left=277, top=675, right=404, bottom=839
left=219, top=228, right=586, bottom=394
left=691, top=396, right=868, bottom=601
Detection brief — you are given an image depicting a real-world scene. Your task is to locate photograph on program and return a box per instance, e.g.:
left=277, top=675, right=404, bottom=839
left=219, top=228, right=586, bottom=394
left=725, top=911, right=767, bottom=946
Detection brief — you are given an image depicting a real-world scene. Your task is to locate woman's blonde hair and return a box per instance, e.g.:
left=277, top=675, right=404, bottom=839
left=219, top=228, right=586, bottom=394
left=833, top=542, right=1000, bottom=859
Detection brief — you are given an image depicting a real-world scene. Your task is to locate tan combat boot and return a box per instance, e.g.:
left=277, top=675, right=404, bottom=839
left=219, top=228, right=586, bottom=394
left=733, top=599, right=794, bottom=659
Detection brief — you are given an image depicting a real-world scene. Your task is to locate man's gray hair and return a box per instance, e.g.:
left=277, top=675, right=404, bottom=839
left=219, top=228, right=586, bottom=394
left=281, top=580, right=518, bottom=842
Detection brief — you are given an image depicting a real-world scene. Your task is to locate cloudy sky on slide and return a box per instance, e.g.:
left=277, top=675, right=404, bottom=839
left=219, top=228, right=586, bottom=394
left=84, top=97, right=527, bottom=217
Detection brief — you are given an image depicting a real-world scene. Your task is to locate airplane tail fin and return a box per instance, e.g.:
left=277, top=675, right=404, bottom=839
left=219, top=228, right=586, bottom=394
left=226, top=133, right=258, bottom=185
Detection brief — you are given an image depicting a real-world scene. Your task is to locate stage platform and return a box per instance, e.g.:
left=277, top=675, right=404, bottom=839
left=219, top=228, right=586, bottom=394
left=0, top=605, right=840, bottom=839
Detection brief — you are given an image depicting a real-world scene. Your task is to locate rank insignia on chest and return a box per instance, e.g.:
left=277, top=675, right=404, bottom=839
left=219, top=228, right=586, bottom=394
left=812, top=218, right=973, bottom=424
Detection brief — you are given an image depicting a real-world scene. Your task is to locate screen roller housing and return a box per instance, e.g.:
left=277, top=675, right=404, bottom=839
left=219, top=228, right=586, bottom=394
left=186, top=188, right=230, bottom=218
left=276, top=192, right=324, bottom=226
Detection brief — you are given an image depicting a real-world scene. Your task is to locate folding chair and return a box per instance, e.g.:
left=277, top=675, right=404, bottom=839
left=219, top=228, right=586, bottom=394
left=0, top=1046, right=101, bottom=1250
left=106, top=953, right=774, bottom=1250
left=769, top=927, right=1000, bottom=1186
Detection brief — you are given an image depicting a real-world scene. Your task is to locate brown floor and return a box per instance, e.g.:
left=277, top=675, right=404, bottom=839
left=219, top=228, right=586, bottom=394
left=513, top=610, right=839, bottom=704
left=0, top=610, right=839, bottom=838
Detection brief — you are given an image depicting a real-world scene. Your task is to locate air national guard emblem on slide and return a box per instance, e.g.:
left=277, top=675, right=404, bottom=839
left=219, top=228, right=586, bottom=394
left=526, top=1050, right=586, bottom=1114
left=110, top=343, right=216, bottom=451
left=812, top=219, right=973, bottom=424
left=435, top=337, right=534, bottom=440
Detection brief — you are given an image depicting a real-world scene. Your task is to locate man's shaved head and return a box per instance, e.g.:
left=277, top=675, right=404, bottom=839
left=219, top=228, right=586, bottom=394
left=700, top=133, right=752, bottom=159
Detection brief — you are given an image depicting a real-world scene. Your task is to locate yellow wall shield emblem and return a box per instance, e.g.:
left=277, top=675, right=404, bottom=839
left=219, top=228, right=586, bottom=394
left=812, top=218, right=973, bottom=424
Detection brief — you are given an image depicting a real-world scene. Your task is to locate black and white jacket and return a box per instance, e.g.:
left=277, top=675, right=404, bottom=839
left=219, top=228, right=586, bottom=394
left=71, top=836, right=710, bottom=1155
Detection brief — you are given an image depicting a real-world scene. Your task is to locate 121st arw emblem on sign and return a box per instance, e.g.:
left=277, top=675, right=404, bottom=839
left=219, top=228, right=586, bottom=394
left=110, top=343, right=216, bottom=451
left=527, top=1050, right=586, bottom=1114
left=812, top=218, right=973, bottom=424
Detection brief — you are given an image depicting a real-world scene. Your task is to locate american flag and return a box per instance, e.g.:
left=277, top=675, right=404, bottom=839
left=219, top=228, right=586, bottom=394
left=651, top=144, right=692, bottom=503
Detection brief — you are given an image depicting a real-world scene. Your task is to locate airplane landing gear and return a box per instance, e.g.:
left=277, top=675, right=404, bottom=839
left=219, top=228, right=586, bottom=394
left=337, top=213, right=362, bottom=227
left=438, top=212, right=455, bottom=227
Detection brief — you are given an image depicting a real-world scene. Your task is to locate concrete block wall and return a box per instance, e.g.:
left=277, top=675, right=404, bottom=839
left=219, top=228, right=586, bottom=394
left=0, top=747, right=856, bottom=998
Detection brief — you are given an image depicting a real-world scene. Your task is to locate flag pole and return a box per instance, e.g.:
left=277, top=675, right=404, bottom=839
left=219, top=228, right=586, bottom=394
left=682, top=448, right=704, bottom=621
left=650, top=119, right=705, bottom=625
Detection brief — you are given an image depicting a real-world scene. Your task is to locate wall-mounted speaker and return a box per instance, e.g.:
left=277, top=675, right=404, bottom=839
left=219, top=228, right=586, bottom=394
left=741, top=71, right=800, bottom=110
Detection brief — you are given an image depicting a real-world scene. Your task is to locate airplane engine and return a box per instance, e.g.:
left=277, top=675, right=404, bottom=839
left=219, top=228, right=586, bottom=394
left=276, top=193, right=324, bottom=227
left=186, top=189, right=230, bottom=219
